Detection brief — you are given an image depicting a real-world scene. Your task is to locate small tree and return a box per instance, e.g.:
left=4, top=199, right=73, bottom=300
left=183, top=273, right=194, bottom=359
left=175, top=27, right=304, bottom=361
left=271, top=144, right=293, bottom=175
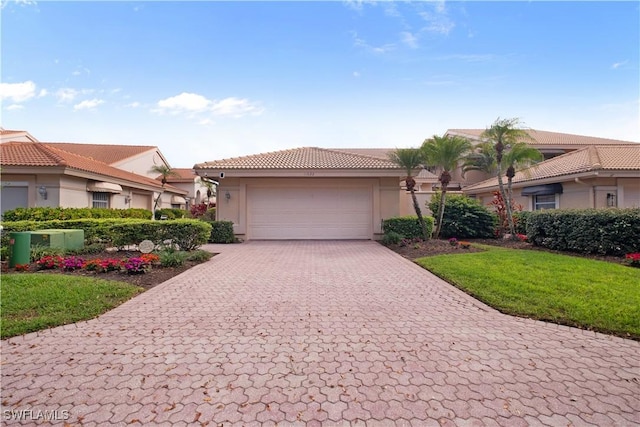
left=422, top=134, right=473, bottom=239
left=388, top=148, right=430, bottom=240
left=149, top=164, right=180, bottom=213
left=481, top=118, right=534, bottom=239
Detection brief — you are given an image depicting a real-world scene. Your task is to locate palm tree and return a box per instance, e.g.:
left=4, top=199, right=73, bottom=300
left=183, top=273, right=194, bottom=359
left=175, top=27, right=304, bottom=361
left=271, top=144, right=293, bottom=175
left=462, top=141, right=497, bottom=178
left=481, top=118, right=535, bottom=238
left=503, top=142, right=543, bottom=204
left=149, top=164, right=180, bottom=186
left=149, top=164, right=180, bottom=213
left=388, top=148, right=430, bottom=240
left=422, top=134, right=473, bottom=239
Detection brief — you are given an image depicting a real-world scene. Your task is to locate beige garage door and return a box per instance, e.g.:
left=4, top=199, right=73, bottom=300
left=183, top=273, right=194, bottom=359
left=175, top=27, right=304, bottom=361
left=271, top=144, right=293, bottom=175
left=248, top=186, right=372, bottom=239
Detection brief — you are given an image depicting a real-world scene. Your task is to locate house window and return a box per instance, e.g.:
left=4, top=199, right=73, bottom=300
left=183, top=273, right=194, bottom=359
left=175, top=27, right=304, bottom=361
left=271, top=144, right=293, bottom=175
left=533, top=194, right=556, bottom=210
left=92, top=192, right=110, bottom=208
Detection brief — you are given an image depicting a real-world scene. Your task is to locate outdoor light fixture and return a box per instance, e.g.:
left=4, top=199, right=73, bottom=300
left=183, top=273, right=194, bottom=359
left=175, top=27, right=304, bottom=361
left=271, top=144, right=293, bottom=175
left=124, top=195, right=131, bottom=204
left=38, top=186, right=48, bottom=200
left=225, top=191, right=231, bottom=201
left=606, top=193, right=617, bottom=207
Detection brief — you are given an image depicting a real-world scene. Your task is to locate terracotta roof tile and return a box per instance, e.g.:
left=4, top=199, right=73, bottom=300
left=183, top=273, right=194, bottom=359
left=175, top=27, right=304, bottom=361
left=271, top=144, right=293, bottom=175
left=195, top=147, right=402, bottom=170
left=45, top=142, right=157, bottom=165
left=158, top=168, right=198, bottom=183
left=447, top=129, right=638, bottom=146
left=0, top=142, right=67, bottom=166
left=0, top=142, right=181, bottom=191
left=0, top=129, right=26, bottom=135
left=464, top=145, right=640, bottom=191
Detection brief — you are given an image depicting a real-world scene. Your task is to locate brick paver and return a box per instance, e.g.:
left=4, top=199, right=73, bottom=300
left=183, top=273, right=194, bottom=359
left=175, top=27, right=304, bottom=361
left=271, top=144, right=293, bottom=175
left=1, top=241, right=638, bottom=426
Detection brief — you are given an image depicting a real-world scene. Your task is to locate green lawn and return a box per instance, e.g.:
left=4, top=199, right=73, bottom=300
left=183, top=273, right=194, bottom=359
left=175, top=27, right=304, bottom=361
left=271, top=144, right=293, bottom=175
left=1, top=274, right=143, bottom=339
left=416, top=245, right=640, bottom=339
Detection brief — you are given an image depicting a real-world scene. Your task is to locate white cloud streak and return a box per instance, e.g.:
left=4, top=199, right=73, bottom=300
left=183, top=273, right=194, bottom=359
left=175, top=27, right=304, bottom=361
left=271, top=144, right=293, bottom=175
left=73, top=98, right=105, bottom=111
left=0, top=81, right=36, bottom=102
left=155, top=92, right=264, bottom=121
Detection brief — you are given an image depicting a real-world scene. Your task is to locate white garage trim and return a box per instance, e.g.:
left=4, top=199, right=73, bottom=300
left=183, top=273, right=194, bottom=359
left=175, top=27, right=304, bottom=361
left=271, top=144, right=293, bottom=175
left=247, top=185, right=373, bottom=240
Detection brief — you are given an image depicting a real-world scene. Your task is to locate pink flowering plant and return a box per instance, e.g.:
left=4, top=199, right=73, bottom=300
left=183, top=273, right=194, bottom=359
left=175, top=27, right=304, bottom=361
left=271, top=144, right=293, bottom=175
left=61, top=256, right=85, bottom=271
left=625, top=253, right=640, bottom=268
left=448, top=237, right=458, bottom=246
left=122, top=257, right=152, bottom=274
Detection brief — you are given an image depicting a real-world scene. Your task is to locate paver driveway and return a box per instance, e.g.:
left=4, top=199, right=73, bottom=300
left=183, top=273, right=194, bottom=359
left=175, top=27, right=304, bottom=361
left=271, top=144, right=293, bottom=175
left=1, top=241, right=638, bottom=426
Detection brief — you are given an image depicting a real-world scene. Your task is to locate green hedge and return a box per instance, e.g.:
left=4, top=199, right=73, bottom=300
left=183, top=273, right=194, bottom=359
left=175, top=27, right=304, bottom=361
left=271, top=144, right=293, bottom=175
left=110, top=219, right=211, bottom=251
left=527, top=208, right=640, bottom=256
left=203, top=220, right=235, bottom=243
left=2, top=207, right=152, bottom=221
left=1, top=218, right=211, bottom=251
left=513, top=211, right=533, bottom=235
left=382, top=216, right=434, bottom=239
left=154, top=208, right=188, bottom=220
left=428, top=194, right=498, bottom=239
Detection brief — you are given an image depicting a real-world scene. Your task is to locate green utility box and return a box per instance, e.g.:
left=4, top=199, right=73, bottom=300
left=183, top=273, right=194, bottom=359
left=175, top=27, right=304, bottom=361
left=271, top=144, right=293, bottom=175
left=30, top=230, right=66, bottom=249
left=8, top=232, right=31, bottom=268
left=37, top=229, right=85, bottom=251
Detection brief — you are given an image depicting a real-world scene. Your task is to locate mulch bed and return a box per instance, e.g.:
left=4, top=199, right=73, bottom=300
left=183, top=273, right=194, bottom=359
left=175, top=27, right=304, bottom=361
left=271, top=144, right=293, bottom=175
left=384, top=238, right=627, bottom=265
left=6, top=250, right=216, bottom=290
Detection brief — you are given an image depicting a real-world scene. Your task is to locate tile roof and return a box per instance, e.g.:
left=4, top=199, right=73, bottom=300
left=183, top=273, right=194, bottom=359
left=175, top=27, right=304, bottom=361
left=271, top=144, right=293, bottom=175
left=159, top=168, right=199, bottom=183
left=194, top=147, right=403, bottom=170
left=447, top=129, right=638, bottom=147
left=45, top=142, right=158, bottom=165
left=0, top=142, right=182, bottom=191
left=464, top=145, right=640, bottom=191
left=0, top=128, right=26, bottom=135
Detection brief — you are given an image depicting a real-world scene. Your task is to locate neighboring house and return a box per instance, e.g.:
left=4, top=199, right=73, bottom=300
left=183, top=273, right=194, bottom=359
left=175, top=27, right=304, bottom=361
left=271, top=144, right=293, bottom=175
left=0, top=130, right=188, bottom=215
left=463, top=145, right=640, bottom=210
left=159, top=168, right=215, bottom=209
left=193, top=147, right=406, bottom=240
left=444, top=128, right=639, bottom=189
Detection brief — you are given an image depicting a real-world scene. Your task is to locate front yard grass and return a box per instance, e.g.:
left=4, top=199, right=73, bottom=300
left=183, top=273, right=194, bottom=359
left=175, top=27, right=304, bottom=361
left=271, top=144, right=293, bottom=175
left=416, top=245, right=640, bottom=339
left=1, top=274, right=143, bottom=339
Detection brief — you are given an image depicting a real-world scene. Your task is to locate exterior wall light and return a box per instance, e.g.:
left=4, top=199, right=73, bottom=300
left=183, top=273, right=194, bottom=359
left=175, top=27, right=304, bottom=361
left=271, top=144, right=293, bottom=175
left=38, top=186, right=48, bottom=200
left=225, top=191, right=231, bottom=201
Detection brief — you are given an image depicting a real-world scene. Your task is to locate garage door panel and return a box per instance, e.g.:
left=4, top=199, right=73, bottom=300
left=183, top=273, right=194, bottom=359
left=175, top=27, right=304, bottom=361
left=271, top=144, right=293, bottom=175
left=248, top=186, right=372, bottom=239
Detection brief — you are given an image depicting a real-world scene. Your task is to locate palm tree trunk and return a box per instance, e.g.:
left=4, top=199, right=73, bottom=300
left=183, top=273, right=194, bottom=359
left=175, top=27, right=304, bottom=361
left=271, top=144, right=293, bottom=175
left=506, top=177, right=517, bottom=238
left=411, top=189, right=430, bottom=240
left=496, top=163, right=513, bottom=237
left=434, top=184, right=448, bottom=239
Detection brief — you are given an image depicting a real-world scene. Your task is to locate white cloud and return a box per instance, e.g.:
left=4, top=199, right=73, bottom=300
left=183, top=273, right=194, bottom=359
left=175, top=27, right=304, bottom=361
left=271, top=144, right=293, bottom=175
left=352, top=31, right=395, bottom=54
left=38, top=88, right=48, bottom=97
left=6, top=104, right=25, bottom=111
left=157, top=92, right=211, bottom=113
left=211, top=97, right=263, bottom=117
left=56, top=88, right=79, bottom=103
left=73, top=98, right=104, bottom=111
left=126, top=101, right=141, bottom=108
left=155, top=92, right=263, bottom=120
left=0, top=80, right=36, bottom=102
left=401, top=31, right=418, bottom=49
left=611, top=60, right=628, bottom=70
left=1, top=0, right=37, bottom=10
left=353, top=71, right=361, bottom=78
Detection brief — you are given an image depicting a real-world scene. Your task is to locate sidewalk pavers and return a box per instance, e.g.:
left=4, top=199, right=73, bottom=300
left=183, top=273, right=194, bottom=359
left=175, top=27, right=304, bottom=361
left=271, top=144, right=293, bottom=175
left=1, top=241, right=638, bottom=426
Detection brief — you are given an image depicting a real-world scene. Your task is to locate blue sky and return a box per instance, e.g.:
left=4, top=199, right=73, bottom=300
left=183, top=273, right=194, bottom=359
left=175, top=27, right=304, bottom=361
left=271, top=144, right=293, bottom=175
left=1, top=1, right=638, bottom=168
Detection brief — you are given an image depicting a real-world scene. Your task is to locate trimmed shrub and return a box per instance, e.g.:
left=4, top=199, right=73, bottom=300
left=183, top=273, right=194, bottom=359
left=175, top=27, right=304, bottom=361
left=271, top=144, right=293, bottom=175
left=110, top=219, right=211, bottom=251
left=2, top=207, right=151, bottom=221
left=158, top=220, right=212, bottom=251
left=205, top=220, right=235, bottom=243
left=527, top=208, right=640, bottom=256
left=159, top=249, right=188, bottom=267
left=381, top=231, right=403, bottom=245
left=382, top=216, right=434, bottom=239
left=428, top=194, right=498, bottom=239
left=154, top=208, right=187, bottom=220
left=513, top=211, right=533, bottom=235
